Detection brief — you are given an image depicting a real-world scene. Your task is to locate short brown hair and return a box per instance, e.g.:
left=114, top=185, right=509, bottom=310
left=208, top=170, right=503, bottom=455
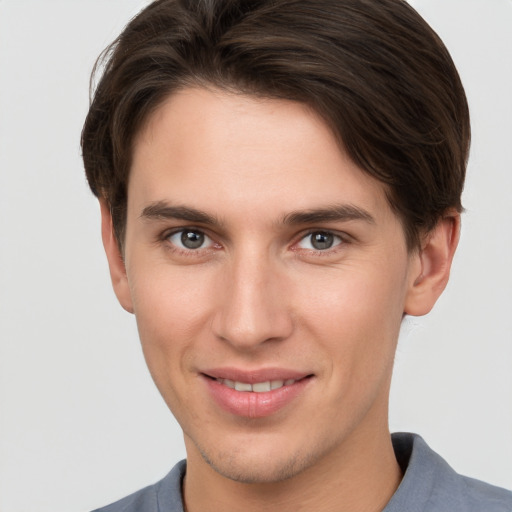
left=81, top=0, right=470, bottom=250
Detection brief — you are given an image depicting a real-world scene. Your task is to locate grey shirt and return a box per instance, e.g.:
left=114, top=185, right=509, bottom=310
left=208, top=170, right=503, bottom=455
left=93, top=433, right=512, bottom=511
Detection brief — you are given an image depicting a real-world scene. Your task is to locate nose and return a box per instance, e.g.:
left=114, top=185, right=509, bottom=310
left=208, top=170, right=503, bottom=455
left=212, top=250, right=294, bottom=350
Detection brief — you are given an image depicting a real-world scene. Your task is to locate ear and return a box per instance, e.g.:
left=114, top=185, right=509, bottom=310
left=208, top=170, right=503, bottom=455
left=404, top=212, right=460, bottom=316
left=99, top=199, right=134, bottom=314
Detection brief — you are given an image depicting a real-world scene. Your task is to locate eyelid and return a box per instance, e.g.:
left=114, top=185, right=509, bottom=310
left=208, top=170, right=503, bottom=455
left=162, top=226, right=219, bottom=252
left=159, top=225, right=350, bottom=255
left=293, top=229, right=350, bottom=252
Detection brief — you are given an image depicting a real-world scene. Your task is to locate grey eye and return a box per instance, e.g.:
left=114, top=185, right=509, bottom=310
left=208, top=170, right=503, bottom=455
left=169, top=230, right=212, bottom=250
left=181, top=230, right=204, bottom=249
left=311, top=232, right=334, bottom=250
left=298, top=231, right=342, bottom=251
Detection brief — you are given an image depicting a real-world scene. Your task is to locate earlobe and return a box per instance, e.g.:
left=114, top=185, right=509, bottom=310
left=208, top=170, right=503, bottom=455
left=404, top=212, right=460, bottom=317
left=99, top=199, right=134, bottom=314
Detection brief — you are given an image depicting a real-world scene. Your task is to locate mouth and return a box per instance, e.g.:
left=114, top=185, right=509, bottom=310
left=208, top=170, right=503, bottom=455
left=213, top=377, right=304, bottom=393
left=201, top=369, right=314, bottom=418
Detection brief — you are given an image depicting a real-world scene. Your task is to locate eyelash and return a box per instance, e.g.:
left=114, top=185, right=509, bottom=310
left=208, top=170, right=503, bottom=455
left=159, top=227, right=350, bottom=257
left=294, top=230, right=347, bottom=254
left=161, top=228, right=219, bottom=257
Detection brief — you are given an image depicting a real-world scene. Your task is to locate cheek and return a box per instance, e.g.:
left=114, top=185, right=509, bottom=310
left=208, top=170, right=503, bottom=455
left=295, top=261, right=407, bottom=369
left=126, top=264, right=220, bottom=421
left=127, top=262, right=216, bottom=371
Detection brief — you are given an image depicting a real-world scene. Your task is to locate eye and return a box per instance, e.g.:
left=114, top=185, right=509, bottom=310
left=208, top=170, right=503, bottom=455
left=167, top=229, right=214, bottom=250
left=297, top=231, right=343, bottom=251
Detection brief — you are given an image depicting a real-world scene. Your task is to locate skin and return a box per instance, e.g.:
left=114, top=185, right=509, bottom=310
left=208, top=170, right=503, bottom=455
left=101, top=87, right=459, bottom=512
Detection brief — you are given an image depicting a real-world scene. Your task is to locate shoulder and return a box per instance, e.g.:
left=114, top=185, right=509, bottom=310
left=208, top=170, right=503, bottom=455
left=91, top=460, right=186, bottom=512
left=455, top=474, right=512, bottom=512
left=429, top=470, right=512, bottom=512
left=388, top=433, right=512, bottom=512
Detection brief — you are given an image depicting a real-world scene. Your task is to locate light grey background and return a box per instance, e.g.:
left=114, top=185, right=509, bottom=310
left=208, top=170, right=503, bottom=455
left=0, top=1, right=511, bottom=511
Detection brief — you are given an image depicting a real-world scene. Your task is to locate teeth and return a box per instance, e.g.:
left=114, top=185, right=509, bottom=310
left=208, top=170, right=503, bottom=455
left=223, top=379, right=235, bottom=389
left=234, top=381, right=252, bottom=392
left=252, top=381, right=271, bottom=392
left=217, top=378, right=296, bottom=392
left=271, top=380, right=284, bottom=389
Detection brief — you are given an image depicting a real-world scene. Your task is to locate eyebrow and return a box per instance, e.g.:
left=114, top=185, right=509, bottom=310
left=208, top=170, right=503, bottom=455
left=282, top=204, right=375, bottom=225
left=140, top=201, right=221, bottom=226
left=140, top=201, right=375, bottom=227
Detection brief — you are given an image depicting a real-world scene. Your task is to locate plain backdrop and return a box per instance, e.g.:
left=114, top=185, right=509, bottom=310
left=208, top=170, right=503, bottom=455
left=0, top=1, right=511, bottom=511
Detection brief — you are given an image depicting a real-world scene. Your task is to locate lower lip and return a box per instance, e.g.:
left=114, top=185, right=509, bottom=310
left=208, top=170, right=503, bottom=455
left=203, top=376, right=312, bottom=419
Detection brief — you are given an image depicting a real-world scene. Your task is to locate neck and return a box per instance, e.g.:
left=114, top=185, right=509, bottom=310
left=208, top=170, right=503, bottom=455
left=183, top=425, right=402, bottom=512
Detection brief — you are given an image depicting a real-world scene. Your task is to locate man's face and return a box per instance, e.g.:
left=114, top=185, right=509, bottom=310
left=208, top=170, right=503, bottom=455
left=118, top=87, right=421, bottom=483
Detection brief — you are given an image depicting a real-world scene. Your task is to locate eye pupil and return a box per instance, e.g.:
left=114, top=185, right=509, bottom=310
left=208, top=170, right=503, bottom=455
left=311, top=231, right=334, bottom=250
left=181, top=231, right=204, bottom=249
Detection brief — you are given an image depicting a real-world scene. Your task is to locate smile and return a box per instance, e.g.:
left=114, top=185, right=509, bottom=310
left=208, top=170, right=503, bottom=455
left=215, top=378, right=297, bottom=393
left=203, top=371, right=313, bottom=418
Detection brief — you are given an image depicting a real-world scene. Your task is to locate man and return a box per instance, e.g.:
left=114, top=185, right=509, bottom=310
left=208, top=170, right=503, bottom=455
left=81, top=0, right=512, bottom=510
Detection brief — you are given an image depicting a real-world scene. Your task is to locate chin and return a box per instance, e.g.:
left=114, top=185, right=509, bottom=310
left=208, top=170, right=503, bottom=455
left=194, top=437, right=325, bottom=484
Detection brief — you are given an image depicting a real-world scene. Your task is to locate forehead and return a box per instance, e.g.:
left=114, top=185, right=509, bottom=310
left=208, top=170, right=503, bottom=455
left=129, top=87, right=393, bottom=224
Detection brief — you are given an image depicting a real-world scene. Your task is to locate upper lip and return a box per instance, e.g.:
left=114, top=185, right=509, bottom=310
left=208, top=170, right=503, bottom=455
left=202, top=367, right=312, bottom=383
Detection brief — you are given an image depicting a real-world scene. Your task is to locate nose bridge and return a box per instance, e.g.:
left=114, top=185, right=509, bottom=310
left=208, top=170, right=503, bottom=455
left=213, top=245, right=292, bottom=349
